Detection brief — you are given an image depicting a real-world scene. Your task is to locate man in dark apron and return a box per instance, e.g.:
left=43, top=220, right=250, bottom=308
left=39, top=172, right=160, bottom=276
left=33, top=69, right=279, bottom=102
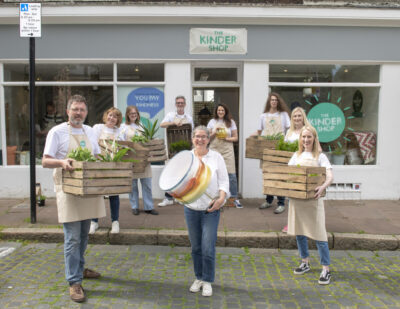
left=42, top=95, right=106, bottom=303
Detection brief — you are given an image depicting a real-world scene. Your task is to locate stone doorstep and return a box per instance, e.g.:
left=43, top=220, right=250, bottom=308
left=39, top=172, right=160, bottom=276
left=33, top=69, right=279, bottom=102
left=1, top=228, right=399, bottom=250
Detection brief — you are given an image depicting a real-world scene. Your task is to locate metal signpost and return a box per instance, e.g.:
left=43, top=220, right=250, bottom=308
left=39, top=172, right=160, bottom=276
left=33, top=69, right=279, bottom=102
left=20, top=3, right=41, bottom=223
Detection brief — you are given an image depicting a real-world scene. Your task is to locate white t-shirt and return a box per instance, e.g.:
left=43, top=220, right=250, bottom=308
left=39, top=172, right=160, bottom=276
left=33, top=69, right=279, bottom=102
left=258, top=112, right=290, bottom=134
left=206, top=119, right=237, bottom=138
left=43, top=122, right=100, bottom=160
left=92, top=123, right=124, bottom=141
left=288, top=152, right=332, bottom=169
left=285, top=131, right=300, bottom=143
left=185, top=149, right=230, bottom=211
left=161, top=111, right=194, bottom=129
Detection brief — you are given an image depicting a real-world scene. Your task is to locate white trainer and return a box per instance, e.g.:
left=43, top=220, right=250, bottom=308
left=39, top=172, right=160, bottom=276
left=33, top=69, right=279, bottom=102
left=158, top=198, right=174, bottom=207
left=89, top=221, right=98, bottom=234
left=111, top=221, right=120, bottom=234
left=202, top=282, right=212, bottom=297
left=189, top=279, right=203, bottom=293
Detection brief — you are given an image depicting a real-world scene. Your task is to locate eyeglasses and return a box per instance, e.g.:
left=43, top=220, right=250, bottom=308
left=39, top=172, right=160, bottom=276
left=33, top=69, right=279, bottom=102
left=194, top=135, right=208, bottom=140
left=176, top=101, right=185, bottom=105
left=129, top=113, right=138, bottom=116
left=70, top=108, right=86, bottom=113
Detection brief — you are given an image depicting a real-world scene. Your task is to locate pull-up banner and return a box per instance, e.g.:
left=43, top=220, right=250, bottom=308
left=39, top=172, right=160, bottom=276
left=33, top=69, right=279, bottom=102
left=190, top=28, right=247, bottom=54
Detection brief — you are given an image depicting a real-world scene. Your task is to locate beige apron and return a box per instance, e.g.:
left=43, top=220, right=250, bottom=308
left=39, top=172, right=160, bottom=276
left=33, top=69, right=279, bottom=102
left=98, top=125, right=119, bottom=154
left=209, top=123, right=236, bottom=174
left=262, top=113, right=283, bottom=136
left=173, top=114, right=190, bottom=126
left=287, top=156, right=327, bottom=242
left=124, top=124, right=152, bottom=179
left=53, top=125, right=106, bottom=223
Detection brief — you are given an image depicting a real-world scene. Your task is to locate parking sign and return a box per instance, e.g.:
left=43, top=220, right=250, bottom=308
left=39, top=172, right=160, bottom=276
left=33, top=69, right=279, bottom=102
left=20, top=3, right=41, bottom=37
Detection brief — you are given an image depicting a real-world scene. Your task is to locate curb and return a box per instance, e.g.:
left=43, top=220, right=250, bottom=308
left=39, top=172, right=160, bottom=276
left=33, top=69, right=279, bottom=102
left=1, top=228, right=399, bottom=250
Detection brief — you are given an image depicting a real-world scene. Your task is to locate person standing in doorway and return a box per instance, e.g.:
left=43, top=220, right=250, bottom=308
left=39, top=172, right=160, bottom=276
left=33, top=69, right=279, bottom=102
left=158, top=95, right=194, bottom=207
left=42, top=95, right=106, bottom=303
left=257, top=92, right=290, bottom=214
left=207, top=103, right=241, bottom=208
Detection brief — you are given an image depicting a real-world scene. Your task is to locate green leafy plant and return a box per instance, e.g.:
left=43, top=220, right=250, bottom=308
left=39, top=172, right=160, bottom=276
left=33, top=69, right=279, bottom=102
left=261, top=132, right=284, bottom=140
left=98, top=140, right=137, bottom=162
left=67, top=147, right=96, bottom=162
left=138, top=119, right=159, bottom=141
left=169, top=140, right=191, bottom=153
left=39, top=195, right=46, bottom=201
left=131, top=135, right=147, bottom=143
left=332, top=147, right=346, bottom=155
left=276, top=137, right=299, bottom=152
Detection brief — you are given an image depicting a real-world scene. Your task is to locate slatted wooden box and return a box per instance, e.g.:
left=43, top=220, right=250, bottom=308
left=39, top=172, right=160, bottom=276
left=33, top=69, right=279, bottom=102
left=263, top=149, right=294, bottom=166
left=245, top=136, right=278, bottom=160
left=62, top=161, right=133, bottom=196
left=166, top=124, right=192, bottom=158
left=117, top=140, right=150, bottom=173
left=263, top=165, right=326, bottom=199
left=142, top=139, right=168, bottom=162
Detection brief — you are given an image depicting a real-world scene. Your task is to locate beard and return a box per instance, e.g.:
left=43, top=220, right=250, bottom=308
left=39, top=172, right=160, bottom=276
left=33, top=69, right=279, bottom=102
left=69, top=115, right=85, bottom=126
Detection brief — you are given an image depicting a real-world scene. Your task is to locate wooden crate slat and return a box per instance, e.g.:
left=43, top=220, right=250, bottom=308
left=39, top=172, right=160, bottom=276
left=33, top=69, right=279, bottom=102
left=264, top=173, right=307, bottom=182
left=63, top=178, right=132, bottom=187
left=264, top=180, right=307, bottom=191
left=148, top=154, right=168, bottom=162
left=263, top=155, right=291, bottom=164
left=306, top=176, right=326, bottom=184
left=149, top=149, right=166, bottom=156
left=264, top=187, right=307, bottom=199
left=245, top=136, right=278, bottom=159
left=63, top=169, right=133, bottom=179
left=71, top=161, right=132, bottom=170
left=63, top=185, right=132, bottom=196
left=263, top=149, right=294, bottom=157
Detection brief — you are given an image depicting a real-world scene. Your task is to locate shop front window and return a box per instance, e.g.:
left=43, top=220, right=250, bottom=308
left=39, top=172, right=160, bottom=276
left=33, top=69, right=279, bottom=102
left=270, top=65, right=379, bottom=165
left=117, top=63, right=164, bottom=81
left=4, top=86, right=112, bottom=165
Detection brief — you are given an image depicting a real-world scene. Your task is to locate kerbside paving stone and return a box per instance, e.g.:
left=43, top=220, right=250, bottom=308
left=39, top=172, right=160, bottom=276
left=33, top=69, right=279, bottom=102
left=0, top=242, right=399, bottom=308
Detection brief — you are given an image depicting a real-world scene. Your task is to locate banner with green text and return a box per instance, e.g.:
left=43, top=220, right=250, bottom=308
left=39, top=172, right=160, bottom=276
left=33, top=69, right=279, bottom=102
left=190, top=28, right=247, bottom=54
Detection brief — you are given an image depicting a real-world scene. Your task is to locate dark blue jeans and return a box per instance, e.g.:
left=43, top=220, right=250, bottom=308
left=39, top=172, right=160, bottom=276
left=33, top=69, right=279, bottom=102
left=92, top=195, right=119, bottom=223
left=184, top=206, right=220, bottom=283
left=266, top=195, right=285, bottom=206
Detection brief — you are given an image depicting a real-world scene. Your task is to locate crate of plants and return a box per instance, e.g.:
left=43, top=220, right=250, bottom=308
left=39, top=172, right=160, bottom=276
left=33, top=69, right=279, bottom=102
left=245, top=133, right=282, bottom=160
left=137, top=120, right=168, bottom=163
left=116, top=139, right=150, bottom=173
left=166, top=124, right=192, bottom=158
left=262, top=138, right=298, bottom=167
left=263, top=165, right=326, bottom=199
left=62, top=147, right=133, bottom=196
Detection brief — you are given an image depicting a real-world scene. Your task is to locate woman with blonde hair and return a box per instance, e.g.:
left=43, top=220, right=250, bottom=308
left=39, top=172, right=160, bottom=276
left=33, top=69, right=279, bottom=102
left=287, top=125, right=333, bottom=285
left=90, top=107, right=124, bottom=234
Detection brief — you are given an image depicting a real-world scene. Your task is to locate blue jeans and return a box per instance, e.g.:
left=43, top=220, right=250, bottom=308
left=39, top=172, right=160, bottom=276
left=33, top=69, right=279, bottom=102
left=63, top=219, right=91, bottom=285
left=129, top=178, right=154, bottom=210
left=184, top=206, right=220, bottom=283
left=92, top=195, right=119, bottom=223
left=228, top=173, right=237, bottom=199
left=266, top=195, right=285, bottom=206
left=296, top=235, right=330, bottom=266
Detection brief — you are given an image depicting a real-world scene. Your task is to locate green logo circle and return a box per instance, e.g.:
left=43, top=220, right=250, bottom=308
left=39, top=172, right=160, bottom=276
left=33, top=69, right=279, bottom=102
left=307, top=103, right=345, bottom=142
left=80, top=140, right=86, bottom=148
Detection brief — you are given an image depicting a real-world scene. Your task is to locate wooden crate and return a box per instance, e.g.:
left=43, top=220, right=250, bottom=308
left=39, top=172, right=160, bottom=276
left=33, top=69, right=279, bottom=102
left=263, top=165, right=326, bottom=199
left=142, top=139, right=168, bottom=162
left=62, top=161, right=133, bottom=196
left=166, top=124, right=192, bottom=158
left=117, top=140, right=150, bottom=173
left=245, top=136, right=278, bottom=160
left=262, top=149, right=294, bottom=166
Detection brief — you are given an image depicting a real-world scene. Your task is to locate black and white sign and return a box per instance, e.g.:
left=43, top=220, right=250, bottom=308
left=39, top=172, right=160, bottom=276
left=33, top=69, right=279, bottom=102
left=19, top=3, right=41, bottom=37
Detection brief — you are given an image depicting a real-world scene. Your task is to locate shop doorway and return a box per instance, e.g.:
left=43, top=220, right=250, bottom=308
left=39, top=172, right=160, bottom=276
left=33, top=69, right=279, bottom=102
left=192, top=87, right=241, bottom=194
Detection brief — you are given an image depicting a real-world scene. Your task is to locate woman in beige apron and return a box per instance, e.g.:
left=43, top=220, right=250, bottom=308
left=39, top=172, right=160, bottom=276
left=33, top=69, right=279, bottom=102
left=257, top=93, right=291, bottom=213
left=90, top=107, right=124, bottom=234
left=287, top=126, right=333, bottom=285
left=121, top=106, right=158, bottom=215
left=207, top=103, right=241, bottom=208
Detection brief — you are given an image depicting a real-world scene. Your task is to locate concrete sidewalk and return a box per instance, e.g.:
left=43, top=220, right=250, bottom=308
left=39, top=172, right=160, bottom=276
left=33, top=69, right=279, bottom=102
left=0, top=198, right=400, bottom=250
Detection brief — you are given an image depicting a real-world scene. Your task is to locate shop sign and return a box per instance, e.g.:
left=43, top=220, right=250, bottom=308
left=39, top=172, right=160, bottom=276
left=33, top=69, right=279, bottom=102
left=307, top=103, right=345, bottom=142
left=190, top=28, right=247, bottom=54
left=127, top=87, right=164, bottom=118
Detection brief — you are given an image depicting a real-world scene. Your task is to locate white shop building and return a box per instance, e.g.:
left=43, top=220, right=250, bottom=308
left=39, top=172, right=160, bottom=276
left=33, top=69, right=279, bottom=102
left=0, top=3, right=399, bottom=199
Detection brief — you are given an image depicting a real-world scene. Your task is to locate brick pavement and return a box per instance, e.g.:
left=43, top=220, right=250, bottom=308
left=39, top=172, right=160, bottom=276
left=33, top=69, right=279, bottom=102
left=0, top=242, right=399, bottom=308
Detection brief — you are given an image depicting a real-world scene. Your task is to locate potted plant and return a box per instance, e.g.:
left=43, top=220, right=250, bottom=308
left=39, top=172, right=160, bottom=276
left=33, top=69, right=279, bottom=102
left=38, top=195, right=46, bottom=207
left=332, top=147, right=346, bottom=165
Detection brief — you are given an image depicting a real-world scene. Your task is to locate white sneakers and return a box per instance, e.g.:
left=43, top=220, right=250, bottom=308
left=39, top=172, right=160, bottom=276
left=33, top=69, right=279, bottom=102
left=111, top=221, right=120, bottom=234
left=189, top=280, right=212, bottom=297
left=89, top=221, right=98, bottom=234
left=158, top=198, right=174, bottom=207
left=89, top=221, right=120, bottom=234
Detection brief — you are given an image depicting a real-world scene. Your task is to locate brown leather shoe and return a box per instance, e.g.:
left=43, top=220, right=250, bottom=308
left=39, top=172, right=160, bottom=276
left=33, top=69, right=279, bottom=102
left=83, top=268, right=101, bottom=279
left=69, top=283, right=85, bottom=303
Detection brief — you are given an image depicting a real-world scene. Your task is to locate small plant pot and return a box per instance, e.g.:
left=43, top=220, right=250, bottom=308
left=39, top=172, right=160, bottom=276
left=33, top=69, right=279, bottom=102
left=332, top=154, right=345, bottom=165
left=38, top=200, right=45, bottom=207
